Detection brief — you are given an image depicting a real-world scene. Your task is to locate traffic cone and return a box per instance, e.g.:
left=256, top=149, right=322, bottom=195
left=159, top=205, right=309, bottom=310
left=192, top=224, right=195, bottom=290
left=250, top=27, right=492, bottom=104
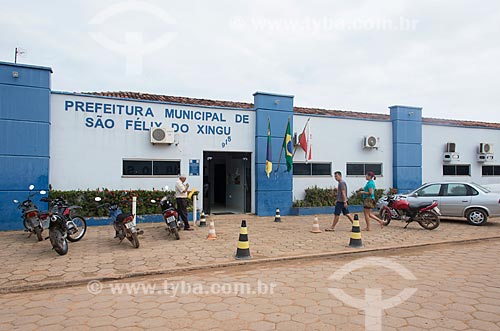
left=349, top=214, right=363, bottom=248
left=311, top=217, right=322, bottom=233
left=274, top=208, right=281, bottom=222
left=207, top=220, right=217, bottom=240
left=199, top=211, right=207, bottom=227
left=235, top=220, right=251, bottom=259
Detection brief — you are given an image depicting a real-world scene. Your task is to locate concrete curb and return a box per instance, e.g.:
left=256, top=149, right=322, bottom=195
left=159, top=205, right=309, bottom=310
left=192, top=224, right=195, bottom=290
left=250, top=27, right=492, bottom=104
left=2, top=235, right=500, bottom=294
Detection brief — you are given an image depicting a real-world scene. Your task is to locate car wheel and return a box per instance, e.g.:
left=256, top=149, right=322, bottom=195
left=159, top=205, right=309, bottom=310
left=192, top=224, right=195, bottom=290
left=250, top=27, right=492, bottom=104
left=466, top=208, right=488, bottom=226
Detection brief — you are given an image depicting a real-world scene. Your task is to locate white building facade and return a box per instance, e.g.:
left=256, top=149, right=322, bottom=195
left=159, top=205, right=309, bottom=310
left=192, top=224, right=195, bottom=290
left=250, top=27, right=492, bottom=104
left=1, top=62, right=499, bottom=230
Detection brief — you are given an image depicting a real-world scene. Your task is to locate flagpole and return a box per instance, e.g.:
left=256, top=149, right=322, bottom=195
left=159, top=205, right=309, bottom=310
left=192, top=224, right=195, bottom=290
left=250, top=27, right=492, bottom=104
left=297, top=118, right=311, bottom=161
left=275, top=146, right=283, bottom=172
left=275, top=117, right=290, bottom=172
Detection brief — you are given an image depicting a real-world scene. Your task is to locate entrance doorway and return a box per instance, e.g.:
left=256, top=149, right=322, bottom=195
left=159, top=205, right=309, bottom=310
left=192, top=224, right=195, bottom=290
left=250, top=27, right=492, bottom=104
left=203, top=151, right=251, bottom=215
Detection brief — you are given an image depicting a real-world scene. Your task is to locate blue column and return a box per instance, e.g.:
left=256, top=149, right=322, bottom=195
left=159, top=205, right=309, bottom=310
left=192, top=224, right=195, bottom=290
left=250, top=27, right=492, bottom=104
left=254, top=92, right=294, bottom=216
left=0, top=62, right=52, bottom=230
left=390, top=105, right=422, bottom=193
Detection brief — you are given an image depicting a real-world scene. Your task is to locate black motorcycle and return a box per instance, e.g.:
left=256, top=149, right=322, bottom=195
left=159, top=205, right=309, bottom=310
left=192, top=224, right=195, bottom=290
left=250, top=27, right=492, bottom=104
left=12, top=185, right=47, bottom=241
left=95, top=197, right=140, bottom=248
left=41, top=197, right=87, bottom=242
left=38, top=207, right=69, bottom=255
left=151, top=196, right=182, bottom=240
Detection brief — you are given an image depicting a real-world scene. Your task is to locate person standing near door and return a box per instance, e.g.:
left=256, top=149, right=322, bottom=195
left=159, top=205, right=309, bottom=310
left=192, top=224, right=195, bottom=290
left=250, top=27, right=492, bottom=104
left=175, top=174, right=193, bottom=231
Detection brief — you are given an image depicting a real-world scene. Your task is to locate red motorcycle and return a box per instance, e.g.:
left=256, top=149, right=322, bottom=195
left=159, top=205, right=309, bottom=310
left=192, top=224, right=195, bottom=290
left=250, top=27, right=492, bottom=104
left=151, top=196, right=182, bottom=240
left=380, top=196, right=441, bottom=230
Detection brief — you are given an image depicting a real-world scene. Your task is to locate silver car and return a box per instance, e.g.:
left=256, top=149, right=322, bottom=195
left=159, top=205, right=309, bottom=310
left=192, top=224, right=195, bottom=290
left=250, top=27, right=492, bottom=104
left=377, top=182, right=500, bottom=226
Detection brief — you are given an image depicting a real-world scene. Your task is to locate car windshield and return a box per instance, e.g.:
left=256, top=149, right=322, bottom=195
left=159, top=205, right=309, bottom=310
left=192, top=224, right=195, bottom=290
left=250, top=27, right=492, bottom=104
left=472, top=183, right=491, bottom=193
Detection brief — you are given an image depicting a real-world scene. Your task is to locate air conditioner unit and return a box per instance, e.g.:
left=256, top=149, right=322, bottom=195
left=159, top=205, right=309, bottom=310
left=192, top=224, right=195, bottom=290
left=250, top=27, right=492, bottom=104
left=150, top=128, right=174, bottom=144
left=364, top=135, right=379, bottom=148
left=479, top=143, right=493, bottom=154
left=477, top=154, right=494, bottom=162
left=446, top=142, right=456, bottom=153
left=293, top=132, right=301, bottom=146
left=443, top=152, right=460, bottom=162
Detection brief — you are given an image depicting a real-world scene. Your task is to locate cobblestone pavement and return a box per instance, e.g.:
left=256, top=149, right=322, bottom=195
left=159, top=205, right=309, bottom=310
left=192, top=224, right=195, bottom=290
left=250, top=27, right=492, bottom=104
left=1, top=240, right=500, bottom=330
left=0, top=214, right=499, bottom=292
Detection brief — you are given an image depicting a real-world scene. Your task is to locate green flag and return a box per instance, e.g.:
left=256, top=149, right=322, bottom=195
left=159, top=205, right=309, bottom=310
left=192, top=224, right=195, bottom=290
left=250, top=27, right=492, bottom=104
left=282, top=119, right=293, bottom=172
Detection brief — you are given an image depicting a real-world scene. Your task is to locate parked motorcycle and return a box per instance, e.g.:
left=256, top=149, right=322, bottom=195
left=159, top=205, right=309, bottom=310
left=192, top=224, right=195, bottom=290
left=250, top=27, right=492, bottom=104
left=40, top=197, right=87, bottom=242
left=380, top=195, right=441, bottom=230
left=151, top=196, right=182, bottom=240
left=37, top=206, right=69, bottom=255
left=95, top=197, right=140, bottom=248
left=12, top=185, right=47, bottom=241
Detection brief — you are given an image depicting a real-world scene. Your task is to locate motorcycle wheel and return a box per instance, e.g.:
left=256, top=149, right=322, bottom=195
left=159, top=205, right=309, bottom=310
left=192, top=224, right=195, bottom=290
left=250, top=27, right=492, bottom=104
left=67, top=216, right=87, bottom=242
left=23, top=218, right=31, bottom=230
left=34, top=226, right=43, bottom=241
left=50, top=229, right=68, bottom=255
left=173, top=227, right=180, bottom=240
left=380, top=209, right=392, bottom=226
left=128, top=232, right=140, bottom=248
left=417, top=211, right=440, bottom=230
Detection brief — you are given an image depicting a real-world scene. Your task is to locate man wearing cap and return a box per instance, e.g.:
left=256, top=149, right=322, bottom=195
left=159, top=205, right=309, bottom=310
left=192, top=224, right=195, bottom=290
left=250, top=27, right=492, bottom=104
left=175, top=174, right=193, bottom=231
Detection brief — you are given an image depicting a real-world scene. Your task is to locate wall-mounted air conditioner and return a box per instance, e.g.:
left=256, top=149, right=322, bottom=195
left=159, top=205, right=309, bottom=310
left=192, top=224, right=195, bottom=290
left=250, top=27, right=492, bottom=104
left=364, top=135, right=379, bottom=148
left=477, top=154, right=494, bottom=163
left=479, top=143, right=493, bottom=154
left=446, top=142, right=456, bottom=153
left=443, top=152, right=460, bottom=162
left=150, top=128, right=174, bottom=144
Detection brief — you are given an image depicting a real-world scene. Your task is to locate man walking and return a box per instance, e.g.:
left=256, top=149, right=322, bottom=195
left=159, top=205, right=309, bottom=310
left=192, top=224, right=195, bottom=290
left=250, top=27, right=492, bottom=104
left=175, top=174, right=193, bottom=231
left=326, top=171, right=354, bottom=231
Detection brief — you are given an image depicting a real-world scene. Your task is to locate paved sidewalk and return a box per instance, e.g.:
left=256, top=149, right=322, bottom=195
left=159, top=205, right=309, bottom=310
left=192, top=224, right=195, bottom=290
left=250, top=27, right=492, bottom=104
left=0, top=214, right=499, bottom=293
left=1, top=240, right=500, bottom=330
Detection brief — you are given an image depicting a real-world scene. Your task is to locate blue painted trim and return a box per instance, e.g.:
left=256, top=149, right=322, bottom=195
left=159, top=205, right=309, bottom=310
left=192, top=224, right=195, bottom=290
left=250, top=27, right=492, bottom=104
left=253, top=91, right=294, bottom=98
left=254, top=92, right=294, bottom=216
left=391, top=105, right=423, bottom=193
left=51, top=91, right=255, bottom=112
left=85, top=212, right=199, bottom=227
left=290, top=205, right=364, bottom=216
left=0, top=61, right=53, bottom=73
left=0, top=62, right=51, bottom=231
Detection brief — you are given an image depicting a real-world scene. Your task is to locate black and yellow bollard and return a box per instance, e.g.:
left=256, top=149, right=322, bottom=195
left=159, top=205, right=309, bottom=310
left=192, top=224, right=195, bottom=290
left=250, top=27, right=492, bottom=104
left=199, top=211, right=207, bottom=227
left=235, top=220, right=251, bottom=259
left=274, top=208, right=281, bottom=222
left=349, top=214, right=363, bottom=248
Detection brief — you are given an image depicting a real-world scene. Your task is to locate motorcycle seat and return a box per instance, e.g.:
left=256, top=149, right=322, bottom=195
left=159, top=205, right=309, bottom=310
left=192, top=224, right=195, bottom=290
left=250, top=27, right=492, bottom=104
left=115, top=213, right=133, bottom=223
left=409, top=202, right=434, bottom=211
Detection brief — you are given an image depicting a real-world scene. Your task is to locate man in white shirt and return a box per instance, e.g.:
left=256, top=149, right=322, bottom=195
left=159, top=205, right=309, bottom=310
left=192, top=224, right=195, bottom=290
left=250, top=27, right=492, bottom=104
left=175, top=174, right=193, bottom=230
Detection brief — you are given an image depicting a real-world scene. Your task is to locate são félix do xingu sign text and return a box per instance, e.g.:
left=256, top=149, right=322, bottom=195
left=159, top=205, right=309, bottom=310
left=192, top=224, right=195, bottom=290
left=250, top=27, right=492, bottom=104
left=63, top=99, right=250, bottom=137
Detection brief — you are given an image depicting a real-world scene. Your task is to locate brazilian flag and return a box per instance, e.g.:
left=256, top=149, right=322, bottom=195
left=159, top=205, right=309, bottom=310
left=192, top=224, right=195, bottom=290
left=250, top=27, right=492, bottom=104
left=265, top=118, right=272, bottom=177
left=282, top=119, right=293, bottom=172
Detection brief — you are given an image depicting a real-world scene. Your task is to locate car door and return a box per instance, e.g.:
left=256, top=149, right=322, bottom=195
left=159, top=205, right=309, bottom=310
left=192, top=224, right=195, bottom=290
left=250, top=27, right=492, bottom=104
left=410, top=183, right=442, bottom=207
left=440, top=183, right=471, bottom=216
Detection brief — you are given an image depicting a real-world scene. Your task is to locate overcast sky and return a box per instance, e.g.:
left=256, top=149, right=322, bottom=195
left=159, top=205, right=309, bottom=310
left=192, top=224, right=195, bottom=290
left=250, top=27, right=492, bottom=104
left=2, top=0, right=499, bottom=123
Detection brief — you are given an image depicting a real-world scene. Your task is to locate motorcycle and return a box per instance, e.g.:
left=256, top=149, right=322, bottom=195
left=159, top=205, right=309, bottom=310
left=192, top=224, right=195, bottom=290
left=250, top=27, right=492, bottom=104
left=40, top=197, right=87, bottom=242
left=37, top=205, right=69, bottom=255
left=94, top=197, right=140, bottom=248
left=380, top=195, right=441, bottom=230
left=12, top=185, right=47, bottom=241
left=151, top=196, right=182, bottom=240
